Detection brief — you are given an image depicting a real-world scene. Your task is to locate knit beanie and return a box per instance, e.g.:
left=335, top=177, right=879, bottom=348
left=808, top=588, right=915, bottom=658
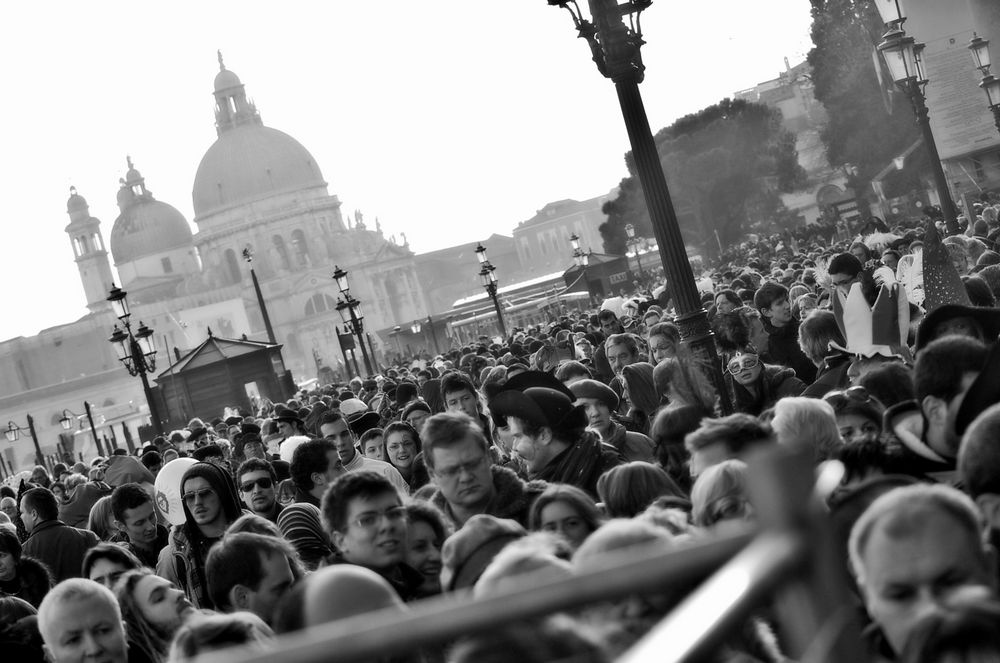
left=277, top=503, right=333, bottom=571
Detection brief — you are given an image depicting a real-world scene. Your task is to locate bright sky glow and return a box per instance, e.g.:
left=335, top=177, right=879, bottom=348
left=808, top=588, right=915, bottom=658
left=0, top=1, right=813, bottom=342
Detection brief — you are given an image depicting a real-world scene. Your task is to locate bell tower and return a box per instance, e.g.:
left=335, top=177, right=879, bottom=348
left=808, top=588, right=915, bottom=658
left=213, top=51, right=262, bottom=136
left=65, top=187, right=115, bottom=312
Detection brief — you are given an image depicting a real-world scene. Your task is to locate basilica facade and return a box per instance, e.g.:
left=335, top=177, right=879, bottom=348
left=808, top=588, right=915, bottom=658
left=0, top=57, right=428, bottom=471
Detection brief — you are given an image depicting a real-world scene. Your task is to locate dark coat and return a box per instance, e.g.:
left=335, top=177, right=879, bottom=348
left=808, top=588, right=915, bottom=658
left=21, top=520, right=99, bottom=583
left=762, top=318, right=817, bottom=385
left=428, top=465, right=548, bottom=529
left=801, top=352, right=851, bottom=399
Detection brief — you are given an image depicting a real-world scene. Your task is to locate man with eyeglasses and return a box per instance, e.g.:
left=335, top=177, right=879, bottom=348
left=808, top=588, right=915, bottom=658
left=236, top=459, right=283, bottom=523
left=321, top=471, right=424, bottom=601
left=422, top=412, right=548, bottom=529
left=157, top=462, right=244, bottom=608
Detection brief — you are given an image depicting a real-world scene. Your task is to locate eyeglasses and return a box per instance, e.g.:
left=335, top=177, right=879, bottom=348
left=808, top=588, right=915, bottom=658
left=239, top=477, right=274, bottom=492
left=727, top=354, right=759, bottom=374
left=434, top=455, right=488, bottom=481
left=823, top=386, right=875, bottom=411
left=182, top=488, right=216, bottom=504
left=350, top=505, right=408, bottom=530
left=831, top=275, right=856, bottom=289
left=387, top=440, right=416, bottom=452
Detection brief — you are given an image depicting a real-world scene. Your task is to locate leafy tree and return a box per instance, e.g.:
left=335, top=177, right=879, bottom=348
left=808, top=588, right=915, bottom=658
left=601, top=98, right=805, bottom=257
left=807, top=0, right=926, bottom=207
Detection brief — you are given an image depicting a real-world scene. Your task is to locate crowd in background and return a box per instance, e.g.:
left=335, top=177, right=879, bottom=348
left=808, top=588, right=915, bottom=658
left=5, top=195, right=1000, bottom=662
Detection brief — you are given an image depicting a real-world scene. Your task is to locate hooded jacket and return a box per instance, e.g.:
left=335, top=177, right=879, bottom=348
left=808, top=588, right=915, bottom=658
left=427, top=465, right=548, bottom=529
left=155, top=462, right=244, bottom=609
left=731, top=365, right=806, bottom=416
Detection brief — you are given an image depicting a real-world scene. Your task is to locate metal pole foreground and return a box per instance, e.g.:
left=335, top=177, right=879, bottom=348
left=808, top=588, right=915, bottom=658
left=199, top=528, right=754, bottom=663
left=905, top=81, right=959, bottom=235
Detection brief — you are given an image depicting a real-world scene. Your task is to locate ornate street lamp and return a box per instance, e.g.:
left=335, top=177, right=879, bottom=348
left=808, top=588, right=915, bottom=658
left=59, top=403, right=105, bottom=457
left=59, top=401, right=104, bottom=456
left=871, top=8, right=960, bottom=233
left=410, top=320, right=422, bottom=335
left=5, top=416, right=44, bottom=469
left=242, top=247, right=277, bottom=344
left=969, top=34, right=1000, bottom=134
left=624, top=222, right=644, bottom=277
left=332, top=266, right=374, bottom=375
left=475, top=243, right=508, bottom=339
left=106, top=285, right=164, bottom=435
left=546, top=0, right=731, bottom=411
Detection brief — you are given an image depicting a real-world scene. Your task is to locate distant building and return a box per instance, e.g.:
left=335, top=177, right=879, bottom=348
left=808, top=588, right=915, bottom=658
left=0, top=56, right=430, bottom=471
left=512, top=192, right=616, bottom=279
left=735, top=58, right=855, bottom=225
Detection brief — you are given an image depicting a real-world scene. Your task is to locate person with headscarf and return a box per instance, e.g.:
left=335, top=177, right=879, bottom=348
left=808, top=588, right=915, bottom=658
left=155, top=463, right=245, bottom=609
left=621, top=363, right=659, bottom=436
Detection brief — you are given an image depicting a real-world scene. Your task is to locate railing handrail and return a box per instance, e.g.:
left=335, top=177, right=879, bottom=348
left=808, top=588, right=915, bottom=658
left=200, top=527, right=755, bottom=663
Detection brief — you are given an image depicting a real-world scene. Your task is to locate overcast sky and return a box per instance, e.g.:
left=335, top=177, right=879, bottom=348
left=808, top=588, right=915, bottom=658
left=0, top=1, right=813, bottom=342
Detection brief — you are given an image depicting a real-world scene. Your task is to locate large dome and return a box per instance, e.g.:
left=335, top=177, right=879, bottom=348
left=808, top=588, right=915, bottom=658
left=192, top=124, right=327, bottom=219
left=110, top=199, right=193, bottom=265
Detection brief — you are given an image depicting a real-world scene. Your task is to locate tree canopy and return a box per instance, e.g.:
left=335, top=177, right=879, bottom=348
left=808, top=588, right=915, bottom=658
left=807, top=0, right=927, bottom=202
left=600, top=98, right=805, bottom=256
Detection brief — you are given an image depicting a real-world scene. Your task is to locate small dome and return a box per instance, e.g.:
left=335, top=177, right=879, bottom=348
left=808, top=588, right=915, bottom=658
left=192, top=124, right=326, bottom=218
left=214, top=68, right=242, bottom=92
left=110, top=198, right=193, bottom=265
left=67, top=187, right=88, bottom=213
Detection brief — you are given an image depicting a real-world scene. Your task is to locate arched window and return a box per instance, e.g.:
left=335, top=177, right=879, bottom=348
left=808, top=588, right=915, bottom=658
left=291, top=229, right=310, bottom=268
left=304, top=293, right=338, bottom=316
left=272, top=235, right=291, bottom=271
left=224, top=248, right=241, bottom=285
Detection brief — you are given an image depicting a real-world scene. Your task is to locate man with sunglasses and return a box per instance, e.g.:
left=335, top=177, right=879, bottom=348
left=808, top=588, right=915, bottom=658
left=157, top=462, right=244, bottom=608
left=236, top=459, right=282, bottom=523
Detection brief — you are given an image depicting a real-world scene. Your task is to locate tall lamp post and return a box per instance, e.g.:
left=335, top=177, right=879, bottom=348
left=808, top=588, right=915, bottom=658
left=425, top=315, right=441, bottom=355
left=331, top=266, right=374, bottom=375
left=410, top=319, right=425, bottom=355
left=5, top=416, right=44, bottom=469
left=969, top=34, right=1000, bottom=135
left=546, top=0, right=730, bottom=412
left=871, top=0, right=960, bottom=234
left=59, top=404, right=104, bottom=457
left=474, top=243, right=508, bottom=339
left=390, top=325, right=404, bottom=359
left=624, top=223, right=644, bottom=277
left=107, top=285, right=165, bottom=435
left=242, top=247, right=277, bottom=344
left=570, top=233, right=591, bottom=298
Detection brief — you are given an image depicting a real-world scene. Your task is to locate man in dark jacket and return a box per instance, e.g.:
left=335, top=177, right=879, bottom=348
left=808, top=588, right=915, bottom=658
left=109, top=482, right=169, bottom=568
left=754, top=282, right=817, bottom=384
left=20, top=487, right=99, bottom=582
left=491, top=387, right=623, bottom=498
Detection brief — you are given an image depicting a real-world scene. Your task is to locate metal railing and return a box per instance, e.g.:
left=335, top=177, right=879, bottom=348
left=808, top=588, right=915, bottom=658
left=201, top=446, right=870, bottom=663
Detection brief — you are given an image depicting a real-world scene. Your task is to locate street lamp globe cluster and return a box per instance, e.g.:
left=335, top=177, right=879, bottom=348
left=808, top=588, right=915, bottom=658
left=969, top=34, right=1000, bottom=134
left=475, top=243, right=508, bottom=339
left=332, top=266, right=374, bottom=375
left=872, top=0, right=960, bottom=234
left=106, top=284, right=164, bottom=434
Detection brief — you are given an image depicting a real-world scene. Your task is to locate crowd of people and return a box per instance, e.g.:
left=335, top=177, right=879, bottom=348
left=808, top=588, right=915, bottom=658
left=4, top=198, right=1000, bottom=662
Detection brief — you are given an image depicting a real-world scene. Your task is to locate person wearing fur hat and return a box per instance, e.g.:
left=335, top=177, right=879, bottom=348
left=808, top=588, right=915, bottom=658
left=156, top=462, right=245, bottom=608
left=568, top=379, right=654, bottom=463
left=491, top=387, right=623, bottom=498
